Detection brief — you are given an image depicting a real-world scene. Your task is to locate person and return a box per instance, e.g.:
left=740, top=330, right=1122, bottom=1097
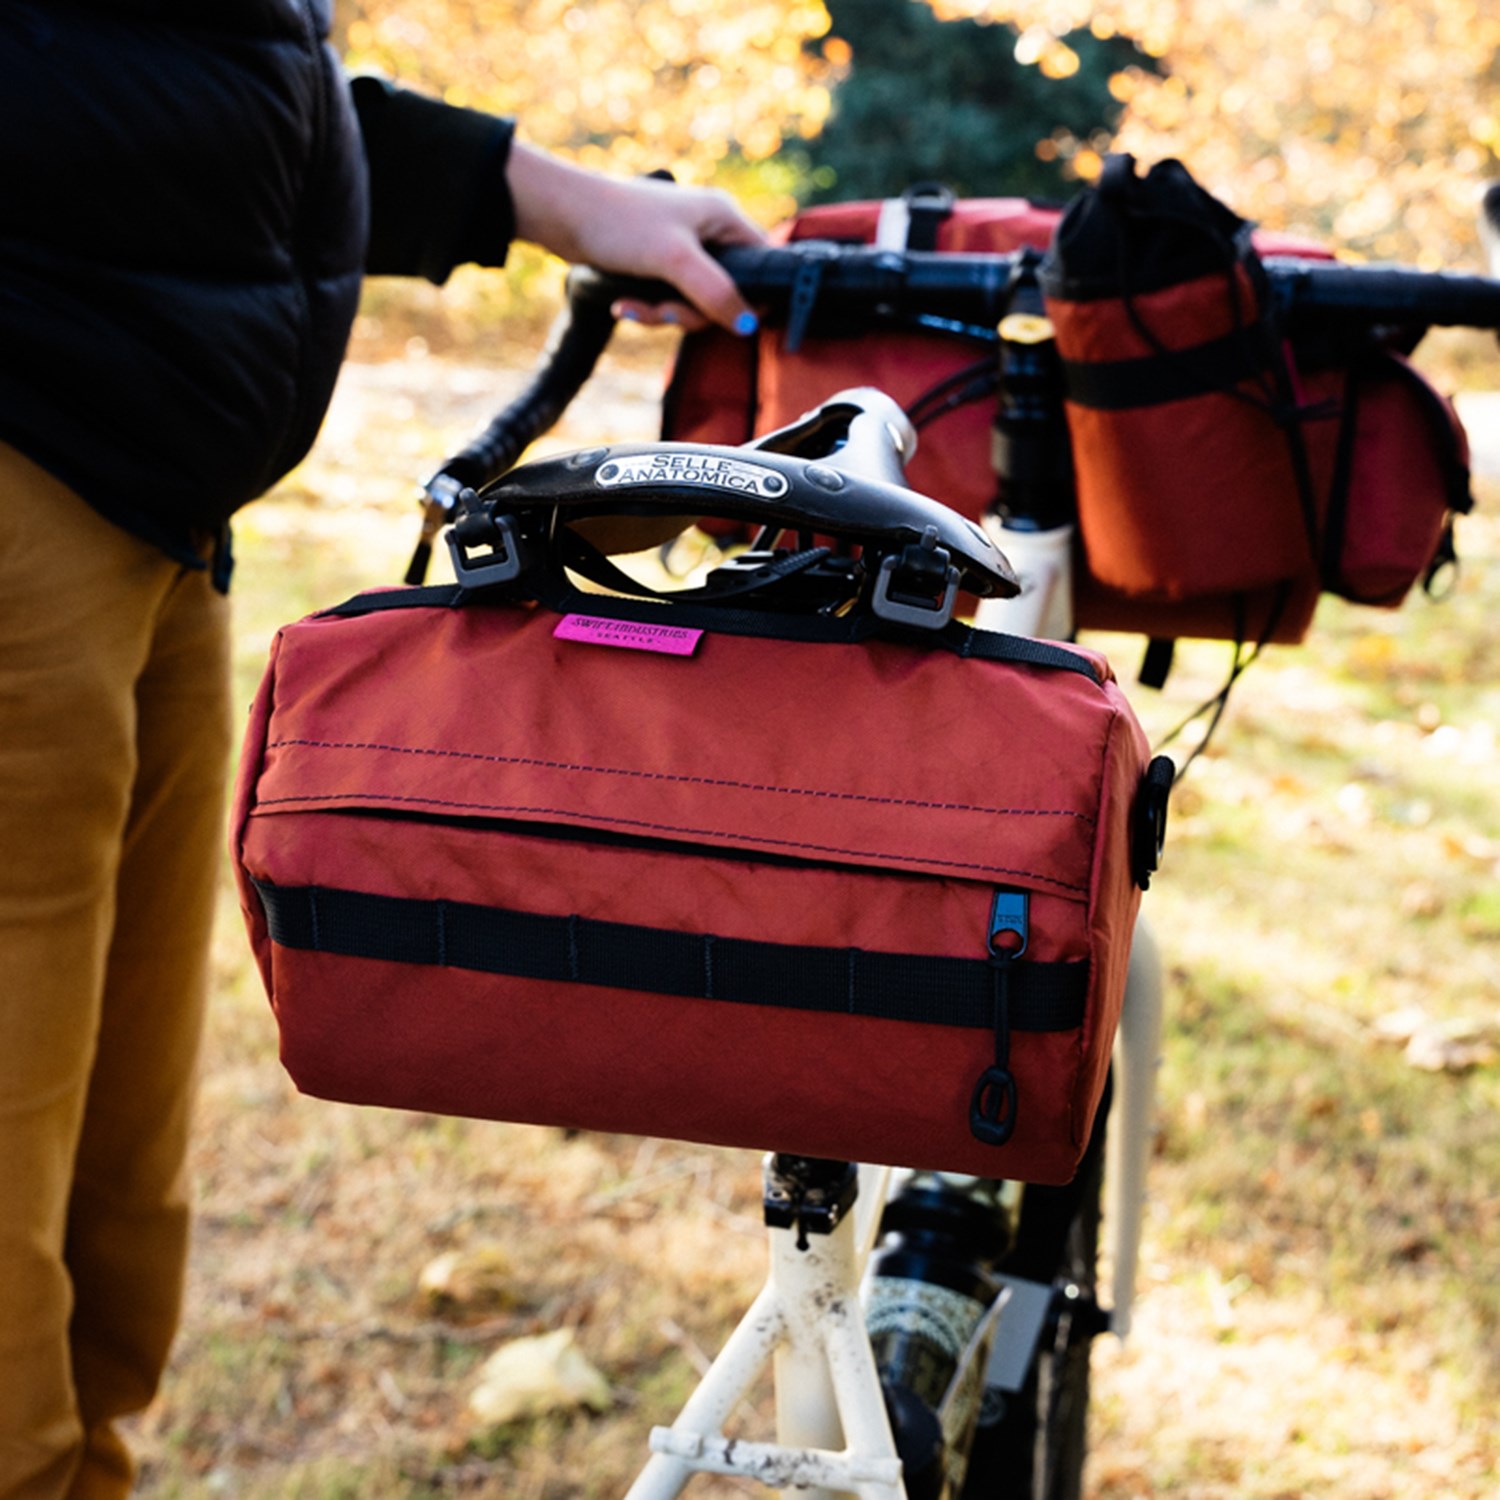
left=0, top=3, right=765, bottom=1495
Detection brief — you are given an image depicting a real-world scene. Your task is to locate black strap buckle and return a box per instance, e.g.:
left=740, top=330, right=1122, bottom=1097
left=1132, top=755, right=1175, bottom=890
left=901, top=181, right=956, bottom=251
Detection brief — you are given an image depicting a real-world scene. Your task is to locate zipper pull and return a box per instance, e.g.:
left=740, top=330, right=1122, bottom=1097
left=970, top=890, right=1028, bottom=1147
left=987, top=889, right=1029, bottom=959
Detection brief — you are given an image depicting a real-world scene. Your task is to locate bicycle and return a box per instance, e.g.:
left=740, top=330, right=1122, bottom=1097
left=253, top=220, right=1500, bottom=1499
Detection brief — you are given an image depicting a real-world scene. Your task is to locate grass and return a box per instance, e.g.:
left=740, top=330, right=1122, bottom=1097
left=130, top=330, right=1500, bottom=1497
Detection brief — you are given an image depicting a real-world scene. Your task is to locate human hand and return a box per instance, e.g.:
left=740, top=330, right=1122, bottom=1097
left=506, top=141, right=766, bottom=335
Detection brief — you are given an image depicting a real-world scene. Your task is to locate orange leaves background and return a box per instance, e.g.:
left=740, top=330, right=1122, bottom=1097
left=336, top=0, right=1500, bottom=264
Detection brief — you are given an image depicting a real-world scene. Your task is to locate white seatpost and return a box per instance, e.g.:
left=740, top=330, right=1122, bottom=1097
left=974, top=518, right=1165, bottom=1341
left=625, top=1163, right=907, bottom=1500
left=973, top=518, right=1075, bottom=641
left=1105, top=918, right=1164, bottom=1339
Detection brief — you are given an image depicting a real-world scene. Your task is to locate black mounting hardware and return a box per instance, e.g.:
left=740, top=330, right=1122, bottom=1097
left=990, top=247, right=1076, bottom=532
left=1132, top=755, right=1175, bottom=890
left=784, top=244, right=838, bottom=353
left=763, top=1155, right=860, bottom=1251
left=446, top=502, right=529, bottom=589
left=1051, top=1281, right=1114, bottom=1342
left=870, top=525, right=961, bottom=630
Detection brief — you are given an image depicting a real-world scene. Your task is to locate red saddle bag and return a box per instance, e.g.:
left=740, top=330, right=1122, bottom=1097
left=234, top=578, right=1157, bottom=1184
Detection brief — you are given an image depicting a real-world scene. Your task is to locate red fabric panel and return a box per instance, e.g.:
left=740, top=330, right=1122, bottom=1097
left=1296, top=358, right=1464, bottom=605
left=250, top=607, right=1121, bottom=897
left=787, top=196, right=1060, bottom=255
left=1073, top=570, right=1319, bottom=646
left=1062, top=394, right=1315, bottom=598
left=1045, top=267, right=1261, bottom=363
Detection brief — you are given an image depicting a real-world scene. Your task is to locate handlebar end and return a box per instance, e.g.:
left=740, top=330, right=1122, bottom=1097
left=1481, top=182, right=1500, bottom=279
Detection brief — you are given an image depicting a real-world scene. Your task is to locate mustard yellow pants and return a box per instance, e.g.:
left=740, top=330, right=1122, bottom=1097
left=0, top=444, right=232, bottom=1498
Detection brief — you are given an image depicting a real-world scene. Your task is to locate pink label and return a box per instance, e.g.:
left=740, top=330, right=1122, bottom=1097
left=554, top=613, right=703, bottom=657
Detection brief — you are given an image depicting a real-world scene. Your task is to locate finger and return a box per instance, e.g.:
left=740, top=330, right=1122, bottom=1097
left=696, top=197, right=770, bottom=250
left=611, top=298, right=710, bottom=333
left=653, top=240, right=761, bottom=335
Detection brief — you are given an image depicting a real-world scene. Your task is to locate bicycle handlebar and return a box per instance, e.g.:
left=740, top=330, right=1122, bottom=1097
left=423, top=242, right=1500, bottom=506
left=574, top=245, right=1500, bottom=333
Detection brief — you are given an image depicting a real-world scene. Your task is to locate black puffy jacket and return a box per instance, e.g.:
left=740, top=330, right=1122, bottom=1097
left=0, top=0, right=515, bottom=568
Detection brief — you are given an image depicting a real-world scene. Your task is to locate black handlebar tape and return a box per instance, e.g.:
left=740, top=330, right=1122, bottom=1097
left=1263, top=258, right=1500, bottom=328
left=568, top=247, right=1025, bottom=327
left=431, top=274, right=618, bottom=493
left=718, top=245, right=1500, bottom=332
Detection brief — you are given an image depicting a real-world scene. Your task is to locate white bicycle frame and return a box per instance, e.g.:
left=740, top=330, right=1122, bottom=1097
left=622, top=516, right=1167, bottom=1499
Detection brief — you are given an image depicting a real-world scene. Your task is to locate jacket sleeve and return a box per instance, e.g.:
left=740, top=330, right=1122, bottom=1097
left=349, top=75, right=516, bottom=284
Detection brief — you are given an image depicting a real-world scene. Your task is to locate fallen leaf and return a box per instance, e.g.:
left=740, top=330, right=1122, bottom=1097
left=1404, top=1026, right=1497, bottom=1073
left=468, top=1328, right=611, bottom=1427
left=418, top=1245, right=518, bottom=1314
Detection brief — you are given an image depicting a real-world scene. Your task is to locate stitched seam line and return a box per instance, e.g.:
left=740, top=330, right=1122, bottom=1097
left=264, top=737, right=1095, bottom=825
left=250, top=791, right=1091, bottom=896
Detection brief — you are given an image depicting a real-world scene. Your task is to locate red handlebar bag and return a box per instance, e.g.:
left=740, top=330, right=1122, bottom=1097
left=665, top=192, right=1059, bottom=526
left=662, top=189, right=1331, bottom=645
left=666, top=171, right=1470, bottom=649
left=233, top=587, right=1155, bottom=1184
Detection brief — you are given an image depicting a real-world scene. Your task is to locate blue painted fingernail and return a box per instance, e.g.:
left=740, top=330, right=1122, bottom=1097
left=735, top=311, right=759, bottom=336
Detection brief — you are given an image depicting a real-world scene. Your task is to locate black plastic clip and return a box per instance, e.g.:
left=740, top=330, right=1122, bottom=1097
left=763, top=1156, right=860, bottom=1252
left=970, top=1066, right=1018, bottom=1147
left=446, top=505, right=530, bottom=590
left=1132, top=755, right=1175, bottom=890
left=871, top=526, right=960, bottom=630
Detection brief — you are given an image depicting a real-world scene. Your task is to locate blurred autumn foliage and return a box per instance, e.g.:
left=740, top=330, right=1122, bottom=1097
left=335, top=0, right=1500, bottom=266
left=336, top=0, right=840, bottom=222
left=943, top=0, right=1500, bottom=269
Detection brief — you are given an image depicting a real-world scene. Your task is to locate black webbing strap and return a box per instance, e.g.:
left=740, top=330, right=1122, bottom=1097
left=901, top=183, right=955, bottom=252
left=253, top=880, right=1089, bottom=1034
left=552, top=529, right=835, bottom=607
left=1057, top=328, right=1267, bottom=410
left=1139, top=637, right=1176, bottom=690
left=944, top=622, right=1101, bottom=681
left=320, top=584, right=469, bottom=616
left=316, top=583, right=1105, bottom=684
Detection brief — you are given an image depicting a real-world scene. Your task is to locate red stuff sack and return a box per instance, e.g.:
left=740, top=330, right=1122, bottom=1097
left=1040, top=155, right=1472, bottom=628
left=233, top=408, right=1164, bottom=1184
left=1039, top=157, right=1314, bottom=600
